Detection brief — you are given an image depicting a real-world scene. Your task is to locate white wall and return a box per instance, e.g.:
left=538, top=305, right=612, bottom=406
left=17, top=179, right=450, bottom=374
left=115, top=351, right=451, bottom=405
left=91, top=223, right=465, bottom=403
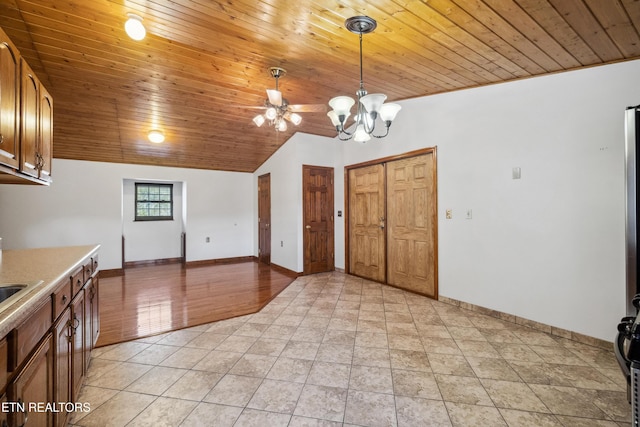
left=257, top=60, right=640, bottom=342
left=122, top=179, right=184, bottom=262
left=0, top=159, right=254, bottom=269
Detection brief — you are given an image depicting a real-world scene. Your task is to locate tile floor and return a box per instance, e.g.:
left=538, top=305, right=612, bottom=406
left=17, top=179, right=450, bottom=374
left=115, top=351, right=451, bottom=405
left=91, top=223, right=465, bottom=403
left=71, top=272, right=630, bottom=426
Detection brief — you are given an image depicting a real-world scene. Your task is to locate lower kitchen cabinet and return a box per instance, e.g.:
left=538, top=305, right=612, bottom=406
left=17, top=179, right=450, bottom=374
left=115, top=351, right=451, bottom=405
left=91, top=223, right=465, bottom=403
left=85, top=277, right=99, bottom=370
left=7, top=333, right=53, bottom=427
left=54, top=309, right=71, bottom=427
left=71, top=291, right=85, bottom=402
left=0, top=247, right=99, bottom=426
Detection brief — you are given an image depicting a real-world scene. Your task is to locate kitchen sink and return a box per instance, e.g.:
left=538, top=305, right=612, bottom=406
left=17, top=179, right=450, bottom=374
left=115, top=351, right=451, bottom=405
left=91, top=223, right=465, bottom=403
left=0, top=285, right=27, bottom=303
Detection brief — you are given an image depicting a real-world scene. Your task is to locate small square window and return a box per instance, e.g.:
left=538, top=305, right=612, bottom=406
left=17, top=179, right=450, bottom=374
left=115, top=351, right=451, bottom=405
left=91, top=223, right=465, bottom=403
left=135, top=183, right=173, bottom=221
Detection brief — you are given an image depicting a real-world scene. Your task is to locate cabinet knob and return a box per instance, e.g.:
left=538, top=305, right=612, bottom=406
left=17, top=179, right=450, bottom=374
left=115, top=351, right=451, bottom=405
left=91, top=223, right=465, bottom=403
left=62, top=294, right=67, bottom=303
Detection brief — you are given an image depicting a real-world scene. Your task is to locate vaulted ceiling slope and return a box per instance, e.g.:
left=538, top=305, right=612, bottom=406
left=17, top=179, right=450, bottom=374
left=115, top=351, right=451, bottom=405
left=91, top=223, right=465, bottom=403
left=1, top=0, right=639, bottom=173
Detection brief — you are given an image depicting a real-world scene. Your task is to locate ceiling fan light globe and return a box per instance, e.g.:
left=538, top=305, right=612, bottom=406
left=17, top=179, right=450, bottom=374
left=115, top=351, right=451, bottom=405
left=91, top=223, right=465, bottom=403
left=253, top=115, right=265, bottom=127
left=267, top=89, right=283, bottom=107
left=379, top=103, right=401, bottom=122
left=290, top=113, right=302, bottom=126
left=265, top=107, right=277, bottom=120
left=277, top=120, right=287, bottom=132
left=329, top=96, right=355, bottom=117
left=360, top=93, right=387, bottom=114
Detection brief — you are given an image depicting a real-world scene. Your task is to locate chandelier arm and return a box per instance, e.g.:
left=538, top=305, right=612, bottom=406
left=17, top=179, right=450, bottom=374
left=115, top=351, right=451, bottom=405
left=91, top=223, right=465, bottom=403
left=339, top=127, right=354, bottom=137
left=372, top=127, right=390, bottom=139
left=362, top=110, right=377, bottom=134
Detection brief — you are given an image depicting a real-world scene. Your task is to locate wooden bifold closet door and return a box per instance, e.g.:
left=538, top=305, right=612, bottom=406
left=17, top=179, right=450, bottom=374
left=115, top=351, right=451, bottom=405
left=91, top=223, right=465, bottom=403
left=348, top=164, right=386, bottom=282
left=348, top=150, right=437, bottom=298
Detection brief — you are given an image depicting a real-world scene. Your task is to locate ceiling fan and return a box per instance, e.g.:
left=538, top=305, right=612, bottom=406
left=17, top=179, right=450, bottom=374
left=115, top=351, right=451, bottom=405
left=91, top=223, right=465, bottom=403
left=251, top=67, right=325, bottom=132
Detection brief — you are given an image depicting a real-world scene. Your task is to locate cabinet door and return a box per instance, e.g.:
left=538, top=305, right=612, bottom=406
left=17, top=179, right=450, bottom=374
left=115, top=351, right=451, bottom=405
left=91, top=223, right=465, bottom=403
left=38, top=84, right=53, bottom=181
left=54, top=309, right=71, bottom=427
left=85, top=277, right=99, bottom=365
left=20, top=60, right=39, bottom=179
left=71, top=291, right=85, bottom=401
left=91, top=276, right=99, bottom=348
left=8, top=333, right=53, bottom=427
left=0, top=29, right=20, bottom=170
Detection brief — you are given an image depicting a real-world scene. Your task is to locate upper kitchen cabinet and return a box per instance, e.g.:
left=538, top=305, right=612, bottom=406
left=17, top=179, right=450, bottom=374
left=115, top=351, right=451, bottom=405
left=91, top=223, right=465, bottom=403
left=0, top=26, right=52, bottom=185
left=0, top=28, right=20, bottom=170
left=20, top=60, right=53, bottom=183
left=39, top=85, right=53, bottom=181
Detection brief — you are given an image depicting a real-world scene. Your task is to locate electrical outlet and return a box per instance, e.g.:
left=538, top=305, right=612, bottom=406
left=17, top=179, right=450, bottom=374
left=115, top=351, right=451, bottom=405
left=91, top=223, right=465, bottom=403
left=206, top=237, right=210, bottom=243
left=446, top=209, right=452, bottom=219
left=281, top=241, right=283, bottom=247
left=466, top=209, right=472, bottom=219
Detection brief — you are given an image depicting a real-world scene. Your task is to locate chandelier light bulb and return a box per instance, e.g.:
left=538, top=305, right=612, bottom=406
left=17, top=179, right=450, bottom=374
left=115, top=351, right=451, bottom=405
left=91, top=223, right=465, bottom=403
left=125, top=14, right=146, bottom=41
left=360, top=93, right=387, bottom=114
left=277, top=119, right=287, bottom=132
left=379, top=103, right=402, bottom=122
left=329, top=96, right=355, bottom=117
left=354, top=124, right=371, bottom=142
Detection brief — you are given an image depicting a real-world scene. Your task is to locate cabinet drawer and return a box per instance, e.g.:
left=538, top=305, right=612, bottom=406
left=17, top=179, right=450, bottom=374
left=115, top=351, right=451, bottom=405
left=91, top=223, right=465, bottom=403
left=10, top=299, right=51, bottom=371
left=71, top=266, right=84, bottom=296
left=51, top=278, right=71, bottom=321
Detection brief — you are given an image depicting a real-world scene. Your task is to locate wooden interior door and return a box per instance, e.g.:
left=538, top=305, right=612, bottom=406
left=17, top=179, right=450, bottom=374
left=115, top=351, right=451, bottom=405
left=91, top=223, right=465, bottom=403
left=349, top=164, right=386, bottom=282
left=258, top=173, right=271, bottom=265
left=387, top=153, right=437, bottom=297
left=303, top=165, right=335, bottom=274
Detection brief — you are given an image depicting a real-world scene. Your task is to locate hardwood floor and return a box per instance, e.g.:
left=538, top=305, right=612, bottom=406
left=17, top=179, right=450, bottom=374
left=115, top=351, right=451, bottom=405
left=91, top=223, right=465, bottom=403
left=96, top=261, right=296, bottom=347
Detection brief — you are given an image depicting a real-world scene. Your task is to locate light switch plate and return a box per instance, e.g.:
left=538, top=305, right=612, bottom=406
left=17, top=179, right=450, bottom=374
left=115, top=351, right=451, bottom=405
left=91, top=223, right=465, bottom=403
left=512, top=167, right=521, bottom=179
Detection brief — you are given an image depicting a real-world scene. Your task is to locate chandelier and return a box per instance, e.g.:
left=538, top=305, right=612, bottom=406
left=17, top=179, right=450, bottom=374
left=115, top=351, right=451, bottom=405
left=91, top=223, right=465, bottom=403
left=252, top=67, right=302, bottom=132
left=327, top=16, right=401, bottom=142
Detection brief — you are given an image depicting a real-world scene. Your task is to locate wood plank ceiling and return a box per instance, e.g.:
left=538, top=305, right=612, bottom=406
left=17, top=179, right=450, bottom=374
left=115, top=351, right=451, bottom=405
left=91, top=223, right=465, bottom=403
left=1, top=0, right=639, bottom=173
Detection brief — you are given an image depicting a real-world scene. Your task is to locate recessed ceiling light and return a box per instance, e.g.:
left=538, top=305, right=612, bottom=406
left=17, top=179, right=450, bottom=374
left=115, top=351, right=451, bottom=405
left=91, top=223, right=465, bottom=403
left=125, top=14, right=146, bottom=41
left=148, top=130, right=165, bottom=143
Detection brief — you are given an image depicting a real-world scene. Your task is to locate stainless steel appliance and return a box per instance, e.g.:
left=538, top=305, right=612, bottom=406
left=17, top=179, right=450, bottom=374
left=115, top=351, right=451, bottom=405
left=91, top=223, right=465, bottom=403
left=617, top=105, right=640, bottom=425
left=626, top=105, right=640, bottom=315
left=616, top=297, right=639, bottom=424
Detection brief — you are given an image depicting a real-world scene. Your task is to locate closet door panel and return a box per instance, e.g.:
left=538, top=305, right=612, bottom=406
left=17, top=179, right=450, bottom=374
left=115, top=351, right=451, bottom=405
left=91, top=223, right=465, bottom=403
left=387, top=153, right=437, bottom=297
left=349, top=164, right=386, bottom=282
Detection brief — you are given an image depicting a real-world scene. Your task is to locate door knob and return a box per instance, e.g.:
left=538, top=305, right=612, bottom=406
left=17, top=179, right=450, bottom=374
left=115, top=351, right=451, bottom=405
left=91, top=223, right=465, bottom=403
left=305, top=225, right=311, bottom=229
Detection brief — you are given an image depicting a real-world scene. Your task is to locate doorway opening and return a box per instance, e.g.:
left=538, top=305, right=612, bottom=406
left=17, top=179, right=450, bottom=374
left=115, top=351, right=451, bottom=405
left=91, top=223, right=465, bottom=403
left=258, top=173, right=271, bottom=265
left=303, top=165, right=335, bottom=274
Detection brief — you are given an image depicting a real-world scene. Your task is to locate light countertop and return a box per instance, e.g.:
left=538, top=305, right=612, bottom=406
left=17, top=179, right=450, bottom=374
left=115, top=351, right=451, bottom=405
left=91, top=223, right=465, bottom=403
left=0, top=244, right=100, bottom=337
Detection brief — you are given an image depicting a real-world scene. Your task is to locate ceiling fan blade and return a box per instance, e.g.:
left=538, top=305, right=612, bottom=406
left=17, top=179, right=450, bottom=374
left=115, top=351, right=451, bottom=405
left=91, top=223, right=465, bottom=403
left=234, top=105, right=267, bottom=110
left=288, top=104, right=327, bottom=113
left=266, top=89, right=282, bottom=107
